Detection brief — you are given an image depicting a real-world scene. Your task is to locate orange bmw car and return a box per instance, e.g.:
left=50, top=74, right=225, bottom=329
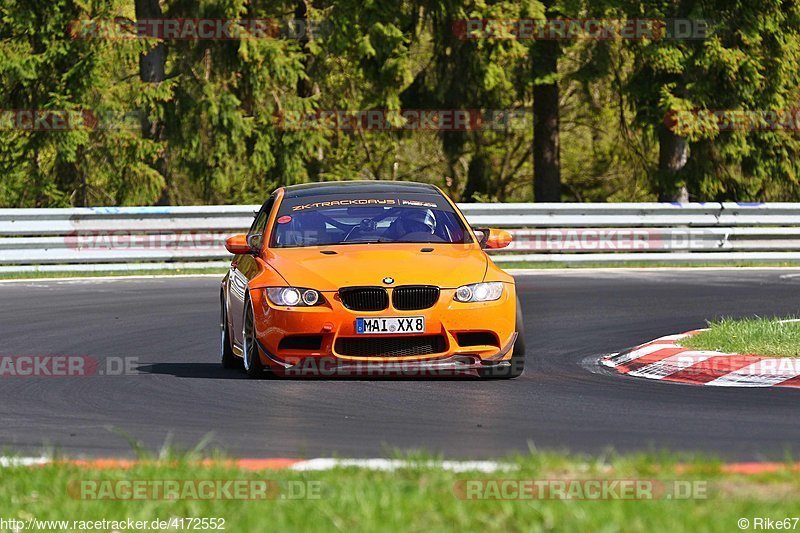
left=220, top=181, right=525, bottom=378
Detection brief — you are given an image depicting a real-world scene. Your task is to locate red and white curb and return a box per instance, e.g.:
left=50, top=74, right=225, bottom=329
left=0, top=457, right=510, bottom=473
left=601, top=331, right=800, bottom=388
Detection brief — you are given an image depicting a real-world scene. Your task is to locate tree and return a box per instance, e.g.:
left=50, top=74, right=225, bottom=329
left=532, top=0, right=562, bottom=201
left=134, top=0, right=169, bottom=203
left=0, top=0, right=163, bottom=206
left=623, top=0, right=800, bottom=200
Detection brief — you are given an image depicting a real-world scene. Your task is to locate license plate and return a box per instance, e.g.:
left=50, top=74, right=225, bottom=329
left=356, top=316, right=425, bottom=334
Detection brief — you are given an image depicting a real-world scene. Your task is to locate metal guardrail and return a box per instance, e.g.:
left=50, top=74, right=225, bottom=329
left=2, top=203, right=800, bottom=272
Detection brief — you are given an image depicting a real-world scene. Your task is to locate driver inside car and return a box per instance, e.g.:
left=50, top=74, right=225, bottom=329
left=383, top=209, right=437, bottom=241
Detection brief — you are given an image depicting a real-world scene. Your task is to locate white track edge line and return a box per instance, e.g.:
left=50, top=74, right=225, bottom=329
left=0, top=457, right=512, bottom=473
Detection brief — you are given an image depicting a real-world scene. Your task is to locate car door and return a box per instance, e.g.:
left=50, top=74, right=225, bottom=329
left=229, top=197, right=274, bottom=348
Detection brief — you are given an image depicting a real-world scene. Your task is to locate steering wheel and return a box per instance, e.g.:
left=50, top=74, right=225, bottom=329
left=342, top=219, right=378, bottom=242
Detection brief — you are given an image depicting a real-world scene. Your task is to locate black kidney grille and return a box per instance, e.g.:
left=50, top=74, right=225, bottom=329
left=339, top=287, right=389, bottom=311
left=335, top=335, right=447, bottom=357
left=392, top=286, right=440, bottom=311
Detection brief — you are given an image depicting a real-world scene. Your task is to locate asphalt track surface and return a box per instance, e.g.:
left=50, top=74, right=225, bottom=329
left=2, top=269, right=800, bottom=461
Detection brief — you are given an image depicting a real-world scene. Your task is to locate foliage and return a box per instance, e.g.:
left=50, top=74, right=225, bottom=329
left=1, top=0, right=799, bottom=206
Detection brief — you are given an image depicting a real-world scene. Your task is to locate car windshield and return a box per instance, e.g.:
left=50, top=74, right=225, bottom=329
left=271, top=192, right=473, bottom=248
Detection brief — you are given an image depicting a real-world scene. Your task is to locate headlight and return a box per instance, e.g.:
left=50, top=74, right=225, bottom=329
left=265, top=287, right=323, bottom=307
left=454, top=282, right=503, bottom=302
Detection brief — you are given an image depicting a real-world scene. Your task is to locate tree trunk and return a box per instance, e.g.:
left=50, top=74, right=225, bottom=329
left=135, top=0, right=165, bottom=84
left=463, top=150, right=491, bottom=201
left=294, top=0, right=324, bottom=182
left=657, top=123, right=689, bottom=202
left=295, top=0, right=311, bottom=98
left=532, top=37, right=560, bottom=202
left=135, top=0, right=168, bottom=204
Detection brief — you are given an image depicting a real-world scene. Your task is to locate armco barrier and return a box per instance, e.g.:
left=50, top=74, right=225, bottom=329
left=2, top=203, right=800, bottom=272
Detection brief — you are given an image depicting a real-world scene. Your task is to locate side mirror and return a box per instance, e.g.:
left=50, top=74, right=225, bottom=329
left=475, top=228, right=513, bottom=249
left=225, top=234, right=254, bottom=255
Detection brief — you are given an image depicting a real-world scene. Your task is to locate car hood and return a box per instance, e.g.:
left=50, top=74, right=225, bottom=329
left=265, top=244, right=488, bottom=291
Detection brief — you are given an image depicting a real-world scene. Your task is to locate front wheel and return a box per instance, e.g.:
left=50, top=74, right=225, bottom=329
left=242, top=297, right=266, bottom=378
left=220, top=293, right=239, bottom=369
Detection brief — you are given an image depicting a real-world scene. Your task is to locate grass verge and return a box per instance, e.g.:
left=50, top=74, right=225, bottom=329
left=1, top=451, right=798, bottom=531
left=681, top=317, right=800, bottom=357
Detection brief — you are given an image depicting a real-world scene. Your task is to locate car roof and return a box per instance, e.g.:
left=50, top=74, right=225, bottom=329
left=280, top=180, right=440, bottom=199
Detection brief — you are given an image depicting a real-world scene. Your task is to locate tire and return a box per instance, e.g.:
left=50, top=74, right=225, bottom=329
left=481, top=296, right=526, bottom=379
left=242, top=296, right=266, bottom=378
left=220, top=292, right=239, bottom=369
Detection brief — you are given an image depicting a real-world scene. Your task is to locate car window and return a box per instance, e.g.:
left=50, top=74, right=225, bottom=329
left=270, top=192, right=473, bottom=248
left=247, top=196, right=274, bottom=250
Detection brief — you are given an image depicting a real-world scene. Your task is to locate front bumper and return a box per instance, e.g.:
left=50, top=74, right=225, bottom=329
left=250, top=285, right=517, bottom=375
left=257, top=334, right=516, bottom=377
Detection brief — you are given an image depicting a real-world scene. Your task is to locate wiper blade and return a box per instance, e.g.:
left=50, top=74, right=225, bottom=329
left=376, top=239, right=441, bottom=243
